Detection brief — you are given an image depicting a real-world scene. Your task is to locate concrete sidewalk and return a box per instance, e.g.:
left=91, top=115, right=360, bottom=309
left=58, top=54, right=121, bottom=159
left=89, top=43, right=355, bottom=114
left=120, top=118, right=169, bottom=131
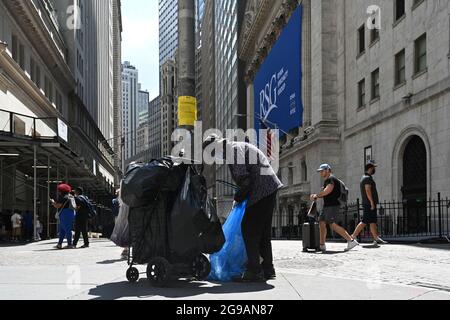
left=0, top=239, right=449, bottom=300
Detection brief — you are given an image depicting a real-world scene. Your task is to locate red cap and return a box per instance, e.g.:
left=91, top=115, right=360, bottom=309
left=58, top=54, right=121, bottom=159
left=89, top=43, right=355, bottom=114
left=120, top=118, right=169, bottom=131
left=57, top=184, right=72, bottom=194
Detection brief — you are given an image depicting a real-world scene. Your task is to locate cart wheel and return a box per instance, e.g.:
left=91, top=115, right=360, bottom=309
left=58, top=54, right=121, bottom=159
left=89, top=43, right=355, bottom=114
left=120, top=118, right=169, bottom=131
left=147, top=257, right=172, bottom=287
left=126, top=267, right=139, bottom=283
left=191, top=254, right=211, bottom=281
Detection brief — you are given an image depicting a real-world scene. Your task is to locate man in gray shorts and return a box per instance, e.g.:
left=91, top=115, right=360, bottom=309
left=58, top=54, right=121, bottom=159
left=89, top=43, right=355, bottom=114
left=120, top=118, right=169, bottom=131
left=310, top=164, right=359, bottom=252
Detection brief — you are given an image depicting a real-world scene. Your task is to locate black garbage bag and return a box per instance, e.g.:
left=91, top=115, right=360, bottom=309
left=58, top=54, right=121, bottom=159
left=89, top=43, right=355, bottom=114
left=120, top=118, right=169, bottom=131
left=122, top=157, right=186, bottom=208
left=170, top=167, right=225, bottom=260
left=129, top=192, right=173, bottom=264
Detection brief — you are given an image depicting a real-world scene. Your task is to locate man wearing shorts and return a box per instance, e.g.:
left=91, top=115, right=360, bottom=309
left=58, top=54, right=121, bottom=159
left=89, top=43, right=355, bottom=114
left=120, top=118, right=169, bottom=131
left=311, top=164, right=359, bottom=253
left=352, top=161, right=388, bottom=245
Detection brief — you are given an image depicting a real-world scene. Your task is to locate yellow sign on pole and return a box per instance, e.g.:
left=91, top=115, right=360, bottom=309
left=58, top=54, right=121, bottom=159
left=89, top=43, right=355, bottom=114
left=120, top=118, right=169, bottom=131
left=178, top=96, right=198, bottom=127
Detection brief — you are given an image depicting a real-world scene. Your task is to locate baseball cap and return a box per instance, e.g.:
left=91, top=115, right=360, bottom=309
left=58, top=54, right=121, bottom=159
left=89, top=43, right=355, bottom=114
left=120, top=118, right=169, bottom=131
left=365, top=160, right=378, bottom=170
left=317, top=164, right=332, bottom=172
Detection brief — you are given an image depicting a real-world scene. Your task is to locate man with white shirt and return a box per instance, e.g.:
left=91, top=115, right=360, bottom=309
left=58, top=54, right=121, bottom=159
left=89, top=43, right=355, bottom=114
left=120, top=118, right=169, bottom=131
left=11, top=211, right=22, bottom=242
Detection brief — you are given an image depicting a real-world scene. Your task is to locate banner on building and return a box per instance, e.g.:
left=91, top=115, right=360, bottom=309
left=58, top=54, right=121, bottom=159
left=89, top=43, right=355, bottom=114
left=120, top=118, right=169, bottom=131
left=253, top=5, right=303, bottom=135
left=178, top=96, right=197, bottom=127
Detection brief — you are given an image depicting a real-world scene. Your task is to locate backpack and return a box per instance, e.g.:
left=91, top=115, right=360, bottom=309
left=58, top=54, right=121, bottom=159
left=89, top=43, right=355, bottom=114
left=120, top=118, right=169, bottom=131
left=79, top=195, right=97, bottom=219
left=336, top=178, right=349, bottom=210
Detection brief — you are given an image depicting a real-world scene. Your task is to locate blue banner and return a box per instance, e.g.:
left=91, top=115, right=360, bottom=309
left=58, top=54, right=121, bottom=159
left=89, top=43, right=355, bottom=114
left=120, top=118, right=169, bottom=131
left=254, top=5, right=303, bottom=135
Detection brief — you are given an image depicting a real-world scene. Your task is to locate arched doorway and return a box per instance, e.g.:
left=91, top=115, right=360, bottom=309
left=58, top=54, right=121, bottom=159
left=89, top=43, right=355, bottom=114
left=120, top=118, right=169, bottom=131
left=401, top=135, right=427, bottom=234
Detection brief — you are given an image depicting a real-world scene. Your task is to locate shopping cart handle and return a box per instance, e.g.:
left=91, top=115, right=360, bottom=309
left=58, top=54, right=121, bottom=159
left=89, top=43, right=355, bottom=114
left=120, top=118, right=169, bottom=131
left=216, top=180, right=239, bottom=190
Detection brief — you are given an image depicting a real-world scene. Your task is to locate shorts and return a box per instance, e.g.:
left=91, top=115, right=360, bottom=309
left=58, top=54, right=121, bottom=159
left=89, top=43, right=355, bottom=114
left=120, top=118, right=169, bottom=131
left=362, top=205, right=378, bottom=225
left=319, top=206, right=341, bottom=225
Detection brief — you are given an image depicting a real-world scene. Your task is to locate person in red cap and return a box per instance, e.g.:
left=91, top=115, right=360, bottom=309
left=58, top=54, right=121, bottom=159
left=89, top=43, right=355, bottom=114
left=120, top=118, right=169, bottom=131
left=51, top=183, right=76, bottom=249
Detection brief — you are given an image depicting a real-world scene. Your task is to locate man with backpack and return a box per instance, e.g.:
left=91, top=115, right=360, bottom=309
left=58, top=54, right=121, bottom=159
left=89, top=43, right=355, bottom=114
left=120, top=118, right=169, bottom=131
left=310, top=164, right=359, bottom=253
left=74, top=187, right=95, bottom=249
left=351, top=161, right=388, bottom=245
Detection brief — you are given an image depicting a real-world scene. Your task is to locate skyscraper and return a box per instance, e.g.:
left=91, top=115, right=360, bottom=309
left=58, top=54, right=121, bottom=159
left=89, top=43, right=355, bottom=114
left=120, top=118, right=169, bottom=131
left=122, top=61, right=139, bottom=161
left=214, top=0, right=247, bottom=218
left=159, top=0, right=178, bottom=67
left=138, top=85, right=150, bottom=126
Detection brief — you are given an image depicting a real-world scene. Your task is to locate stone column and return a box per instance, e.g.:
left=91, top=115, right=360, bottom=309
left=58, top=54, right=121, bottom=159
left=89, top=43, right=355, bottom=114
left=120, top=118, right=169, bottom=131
left=301, top=0, right=312, bottom=128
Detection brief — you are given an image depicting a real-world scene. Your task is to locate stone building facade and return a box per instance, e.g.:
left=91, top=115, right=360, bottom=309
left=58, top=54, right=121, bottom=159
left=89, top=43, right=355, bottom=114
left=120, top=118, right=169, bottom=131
left=239, top=0, right=450, bottom=237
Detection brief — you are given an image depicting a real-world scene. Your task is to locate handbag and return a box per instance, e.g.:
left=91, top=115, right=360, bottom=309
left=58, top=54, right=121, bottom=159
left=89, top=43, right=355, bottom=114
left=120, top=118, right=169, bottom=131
left=55, top=198, right=70, bottom=220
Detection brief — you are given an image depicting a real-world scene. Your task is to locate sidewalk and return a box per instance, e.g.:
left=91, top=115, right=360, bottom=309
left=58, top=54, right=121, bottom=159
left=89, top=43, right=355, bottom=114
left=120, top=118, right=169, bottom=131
left=0, top=239, right=449, bottom=300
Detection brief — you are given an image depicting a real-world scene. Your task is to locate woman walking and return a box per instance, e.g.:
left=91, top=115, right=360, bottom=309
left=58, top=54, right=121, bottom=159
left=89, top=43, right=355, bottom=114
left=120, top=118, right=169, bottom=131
left=51, top=184, right=76, bottom=249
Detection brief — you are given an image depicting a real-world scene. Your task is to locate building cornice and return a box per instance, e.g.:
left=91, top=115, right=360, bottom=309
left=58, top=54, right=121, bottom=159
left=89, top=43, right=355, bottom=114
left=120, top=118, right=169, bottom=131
left=3, top=0, right=75, bottom=91
left=239, top=0, right=300, bottom=84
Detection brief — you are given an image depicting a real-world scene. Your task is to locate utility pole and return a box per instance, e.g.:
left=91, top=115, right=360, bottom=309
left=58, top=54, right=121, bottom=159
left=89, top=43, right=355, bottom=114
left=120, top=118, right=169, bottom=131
left=178, top=0, right=197, bottom=159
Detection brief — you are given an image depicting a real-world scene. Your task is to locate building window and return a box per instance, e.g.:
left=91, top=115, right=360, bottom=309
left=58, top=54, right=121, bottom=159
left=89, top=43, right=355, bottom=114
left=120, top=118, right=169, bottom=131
left=395, top=49, right=406, bottom=86
left=412, top=0, right=425, bottom=9
left=11, top=35, right=18, bottom=62
left=288, top=164, right=294, bottom=186
left=358, top=25, right=365, bottom=55
left=364, top=146, right=373, bottom=165
left=414, top=33, right=427, bottom=75
left=370, top=18, right=380, bottom=44
left=44, top=76, right=54, bottom=103
left=395, top=0, right=406, bottom=22
left=358, top=79, right=366, bottom=108
left=301, top=160, right=307, bottom=182
left=371, top=68, right=380, bottom=100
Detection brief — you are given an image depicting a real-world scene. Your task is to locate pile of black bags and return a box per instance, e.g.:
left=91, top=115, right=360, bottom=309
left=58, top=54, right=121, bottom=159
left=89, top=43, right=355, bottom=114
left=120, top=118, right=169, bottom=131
left=112, top=157, right=225, bottom=264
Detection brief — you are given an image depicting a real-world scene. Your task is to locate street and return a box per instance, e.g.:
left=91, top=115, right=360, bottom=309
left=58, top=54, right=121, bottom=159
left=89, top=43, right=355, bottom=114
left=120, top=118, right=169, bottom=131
left=0, top=239, right=449, bottom=300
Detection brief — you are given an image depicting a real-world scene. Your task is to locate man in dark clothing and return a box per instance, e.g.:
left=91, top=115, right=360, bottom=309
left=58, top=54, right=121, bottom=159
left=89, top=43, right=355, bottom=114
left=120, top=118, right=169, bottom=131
left=203, top=135, right=283, bottom=282
left=311, top=164, right=359, bottom=253
left=74, top=187, right=90, bottom=248
left=352, top=161, right=388, bottom=245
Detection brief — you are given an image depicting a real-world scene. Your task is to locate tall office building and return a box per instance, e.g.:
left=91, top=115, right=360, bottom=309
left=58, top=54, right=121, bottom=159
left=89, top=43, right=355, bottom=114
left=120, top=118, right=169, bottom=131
left=214, top=0, right=247, bottom=218
left=122, top=61, right=139, bottom=161
left=160, top=60, right=177, bottom=157
left=159, top=0, right=178, bottom=67
left=149, top=96, right=162, bottom=160
left=138, top=85, right=150, bottom=126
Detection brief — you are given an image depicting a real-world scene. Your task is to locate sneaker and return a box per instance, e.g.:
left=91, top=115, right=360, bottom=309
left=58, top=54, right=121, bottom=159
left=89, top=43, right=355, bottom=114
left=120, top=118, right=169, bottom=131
left=80, top=244, right=90, bottom=249
left=64, top=245, right=76, bottom=249
left=55, top=244, right=63, bottom=250
left=232, top=271, right=266, bottom=283
left=345, top=240, right=359, bottom=252
left=374, top=238, right=388, bottom=245
left=320, top=245, right=327, bottom=253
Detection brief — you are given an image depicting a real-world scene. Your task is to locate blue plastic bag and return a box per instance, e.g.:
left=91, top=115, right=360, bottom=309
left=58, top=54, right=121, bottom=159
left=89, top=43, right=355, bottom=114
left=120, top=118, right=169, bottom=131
left=209, top=200, right=248, bottom=282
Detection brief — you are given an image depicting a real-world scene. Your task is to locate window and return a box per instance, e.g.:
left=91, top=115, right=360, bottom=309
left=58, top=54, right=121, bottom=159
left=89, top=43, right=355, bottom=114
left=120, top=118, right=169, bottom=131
left=395, top=0, right=406, bottom=22
left=30, top=58, right=41, bottom=87
left=44, top=76, right=54, bottom=103
left=395, top=49, right=406, bottom=86
left=412, top=0, right=424, bottom=9
left=371, top=68, right=380, bottom=100
left=370, top=18, right=380, bottom=44
left=358, top=79, right=366, bottom=108
left=364, top=146, right=373, bottom=165
left=288, top=164, right=294, bottom=186
left=414, top=33, right=427, bottom=74
left=11, top=35, right=18, bottom=62
left=358, top=25, right=365, bottom=55
left=301, top=160, right=307, bottom=182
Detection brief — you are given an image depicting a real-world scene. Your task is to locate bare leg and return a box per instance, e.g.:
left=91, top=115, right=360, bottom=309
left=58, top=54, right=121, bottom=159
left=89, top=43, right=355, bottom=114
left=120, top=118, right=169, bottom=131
left=370, top=224, right=379, bottom=240
left=352, top=222, right=367, bottom=239
left=331, top=223, right=353, bottom=242
left=319, top=221, right=327, bottom=245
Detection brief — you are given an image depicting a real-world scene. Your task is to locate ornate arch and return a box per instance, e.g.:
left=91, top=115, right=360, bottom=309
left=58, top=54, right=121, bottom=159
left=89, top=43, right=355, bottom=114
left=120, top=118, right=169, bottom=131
left=391, top=125, right=432, bottom=201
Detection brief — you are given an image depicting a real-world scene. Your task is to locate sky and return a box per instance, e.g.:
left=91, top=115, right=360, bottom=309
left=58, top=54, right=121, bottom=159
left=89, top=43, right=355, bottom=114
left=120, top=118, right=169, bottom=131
left=121, top=0, right=159, bottom=100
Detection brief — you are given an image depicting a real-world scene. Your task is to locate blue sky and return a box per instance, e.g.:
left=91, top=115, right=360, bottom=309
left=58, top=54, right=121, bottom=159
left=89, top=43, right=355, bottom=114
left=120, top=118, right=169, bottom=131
left=121, top=0, right=159, bottom=100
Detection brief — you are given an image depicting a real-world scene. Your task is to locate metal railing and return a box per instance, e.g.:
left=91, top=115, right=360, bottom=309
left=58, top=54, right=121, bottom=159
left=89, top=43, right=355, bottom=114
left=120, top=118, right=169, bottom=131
left=0, top=109, right=58, bottom=140
left=273, top=194, right=450, bottom=241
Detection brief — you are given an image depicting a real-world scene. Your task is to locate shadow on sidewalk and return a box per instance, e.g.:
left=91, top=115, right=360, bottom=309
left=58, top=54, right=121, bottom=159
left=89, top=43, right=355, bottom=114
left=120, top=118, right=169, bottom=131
left=87, top=278, right=274, bottom=300
left=97, top=259, right=127, bottom=265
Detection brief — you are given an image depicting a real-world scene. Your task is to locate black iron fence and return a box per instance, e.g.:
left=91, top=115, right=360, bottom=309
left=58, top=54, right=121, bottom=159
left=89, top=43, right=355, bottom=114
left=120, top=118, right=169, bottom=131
left=273, top=194, right=450, bottom=241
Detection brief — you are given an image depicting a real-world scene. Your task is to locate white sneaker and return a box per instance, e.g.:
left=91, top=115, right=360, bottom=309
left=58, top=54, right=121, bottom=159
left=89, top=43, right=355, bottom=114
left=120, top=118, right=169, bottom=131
left=345, top=240, right=359, bottom=252
left=320, top=245, right=327, bottom=253
left=374, top=238, right=388, bottom=245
